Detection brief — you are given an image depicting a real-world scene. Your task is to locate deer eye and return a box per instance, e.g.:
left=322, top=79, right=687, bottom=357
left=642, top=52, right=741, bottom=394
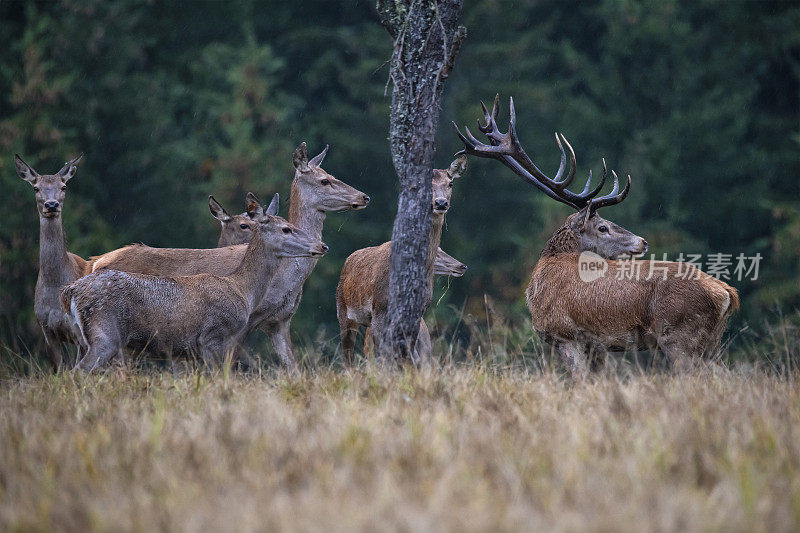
left=448, top=181, right=453, bottom=187
left=239, top=224, right=249, bottom=230
left=282, top=227, right=292, bottom=234
left=61, top=185, right=67, bottom=191
left=320, top=178, right=330, bottom=186
left=33, top=186, right=39, bottom=192
left=599, top=225, right=609, bottom=233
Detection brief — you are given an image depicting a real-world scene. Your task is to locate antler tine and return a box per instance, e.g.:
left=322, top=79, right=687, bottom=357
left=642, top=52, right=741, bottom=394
left=477, top=94, right=500, bottom=136
left=551, top=133, right=576, bottom=189
left=588, top=170, right=631, bottom=212
left=574, top=158, right=608, bottom=199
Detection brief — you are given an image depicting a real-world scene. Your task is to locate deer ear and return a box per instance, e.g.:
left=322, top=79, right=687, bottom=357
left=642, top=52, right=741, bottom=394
left=58, top=153, right=83, bottom=182
left=245, top=192, right=264, bottom=218
left=308, top=144, right=329, bottom=168
left=447, top=155, right=468, bottom=179
left=208, top=196, right=231, bottom=223
left=15, top=154, right=39, bottom=184
left=265, top=193, right=279, bottom=216
left=571, top=207, right=593, bottom=230
left=293, top=142, right=309, bottom=172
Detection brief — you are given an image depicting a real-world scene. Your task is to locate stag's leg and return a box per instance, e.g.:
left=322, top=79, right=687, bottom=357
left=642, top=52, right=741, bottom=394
left=554, top=340, right=588, bottom=380
left=658, top=324, right=706, bottom=372
left=413, top=318, right=432, bottom=366
left=266, top=320, right=299, bottom=372
left=586, top=343, right=607, bottom=372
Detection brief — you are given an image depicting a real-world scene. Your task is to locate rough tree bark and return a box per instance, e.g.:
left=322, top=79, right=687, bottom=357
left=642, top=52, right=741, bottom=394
left=375, top=0, right=466, bottom=361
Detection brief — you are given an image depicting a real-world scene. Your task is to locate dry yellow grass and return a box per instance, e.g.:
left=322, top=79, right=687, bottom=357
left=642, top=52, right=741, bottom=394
left=1, top=365, right=799, bottom=532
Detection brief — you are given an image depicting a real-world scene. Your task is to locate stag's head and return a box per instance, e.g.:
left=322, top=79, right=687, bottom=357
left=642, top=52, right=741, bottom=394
left=566, top=209, right=647, bottom=259
left=209, top=195, right=258, bottom=247
left=454, top=95, right=647, bottom=258
left=292, top=142, right=370, bottom=212
left=245, top=192, right=328, bottom=259
left=16, top=154, right=82, bottom=219
left=432, top=155, right=467, bottom=216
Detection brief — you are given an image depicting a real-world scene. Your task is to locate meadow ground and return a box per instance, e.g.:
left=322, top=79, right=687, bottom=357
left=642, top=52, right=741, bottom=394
left=1, top=359, right=799, bottom=532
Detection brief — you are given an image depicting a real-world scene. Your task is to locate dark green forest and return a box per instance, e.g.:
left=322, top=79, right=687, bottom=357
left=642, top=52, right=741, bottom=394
left=1, top=0, right=799, bottom=362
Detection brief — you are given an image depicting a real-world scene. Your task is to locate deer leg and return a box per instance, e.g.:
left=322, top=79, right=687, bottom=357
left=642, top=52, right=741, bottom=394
left=75, top=327, right=121, bottom=373
left=413, top=318, right=432, bottom=366
left=40, top=327, right=63, bottom=372
left=587, top=343, right=607, bottom=372
left=369, top=313, right=388, bottom=361
left=267, top=320, right=299, bottom=373
left=340, top=320, right=360, bottom=365
left=554, top=340, right=588, bottom=380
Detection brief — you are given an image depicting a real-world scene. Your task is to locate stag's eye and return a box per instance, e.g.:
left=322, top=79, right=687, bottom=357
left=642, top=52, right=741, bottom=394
left=282, top=227, right=292, bottom=234
left=239, top=224, right=249, bottom=230
left=320, top=178, right=330, bottom=185
left=598, top=225, right=609, bottom=233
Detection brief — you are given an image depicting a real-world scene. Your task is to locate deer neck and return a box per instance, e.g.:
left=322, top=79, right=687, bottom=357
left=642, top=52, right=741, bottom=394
left=39, top=215, right=72, bottom=284
left=426, top=213, right=445, bottom=282
left=288, top=180, right=326, bottom=239
left=541, top=224, right=581, bottom=257
left=229, top=231, right=281, bottom=311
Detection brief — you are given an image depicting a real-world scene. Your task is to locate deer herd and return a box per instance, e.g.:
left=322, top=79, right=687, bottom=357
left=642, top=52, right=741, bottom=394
left=17, top=95, right=738, bottom=378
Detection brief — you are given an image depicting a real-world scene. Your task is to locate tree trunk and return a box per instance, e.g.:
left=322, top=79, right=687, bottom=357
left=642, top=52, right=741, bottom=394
left=375, top=0, right=465, bottom=361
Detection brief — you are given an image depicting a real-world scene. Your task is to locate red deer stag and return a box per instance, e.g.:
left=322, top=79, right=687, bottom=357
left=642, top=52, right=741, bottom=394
left=455, top=96, right=738, bottom=376
left=87, top=143, right=368, bottom=370
left=17, top=154, right=87, bottom=369
left=336, top=156, right=467, bottom=364
left=62, top=194, right=327, bottom=371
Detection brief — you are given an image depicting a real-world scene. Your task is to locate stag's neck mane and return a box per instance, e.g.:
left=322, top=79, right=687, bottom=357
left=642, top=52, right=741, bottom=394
left=541, top=224, right=581, bottom=257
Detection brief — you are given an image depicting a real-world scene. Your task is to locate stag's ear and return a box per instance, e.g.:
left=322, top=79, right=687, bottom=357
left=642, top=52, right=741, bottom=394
left=58, top=153, right=83, bottom=182
left=446, top=155, right=468, bottom=179
left=265, top=193, right=279, bottom=216
left=571, top=207, right=594, bottom=231
left=308, top=144, right=329, bottom=168
left=293, top=142, right=309, bottom=172
left=208, top=196, right=231, bottom=223
left=15, top=155, right=39, bottom=184
left=246, top=192, right=264, bottom=218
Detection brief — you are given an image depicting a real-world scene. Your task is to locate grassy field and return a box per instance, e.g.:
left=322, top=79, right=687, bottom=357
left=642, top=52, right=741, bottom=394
left=1, top=360, right=799, bottom=532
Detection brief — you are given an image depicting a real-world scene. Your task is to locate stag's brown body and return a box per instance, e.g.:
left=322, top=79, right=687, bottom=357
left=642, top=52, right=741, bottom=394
left=527, top=225, right=739, bottom=364
left=456, top=95, right=739, bottom=375
left=63, top=195, right=327, bottom=371
left=337, top=157, right=466, bottom=363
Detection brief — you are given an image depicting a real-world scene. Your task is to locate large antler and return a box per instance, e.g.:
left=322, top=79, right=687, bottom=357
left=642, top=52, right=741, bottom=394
left=454, top=94, right=629, bottom=213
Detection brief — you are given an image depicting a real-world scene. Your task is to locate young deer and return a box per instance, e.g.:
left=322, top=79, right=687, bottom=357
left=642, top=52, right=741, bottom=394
left=363, top=248, right=468, bottom=357
left=17, top=154, right=87, bottom=369
left=456, top=96, right=738, bottom=376
left=62, top=194, right=328, bottom=371
left=87, top=143, right=369, bottom=370
left=336, top=156, right=467, bottom=364
left=209, top=195, right=257, bottom=247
